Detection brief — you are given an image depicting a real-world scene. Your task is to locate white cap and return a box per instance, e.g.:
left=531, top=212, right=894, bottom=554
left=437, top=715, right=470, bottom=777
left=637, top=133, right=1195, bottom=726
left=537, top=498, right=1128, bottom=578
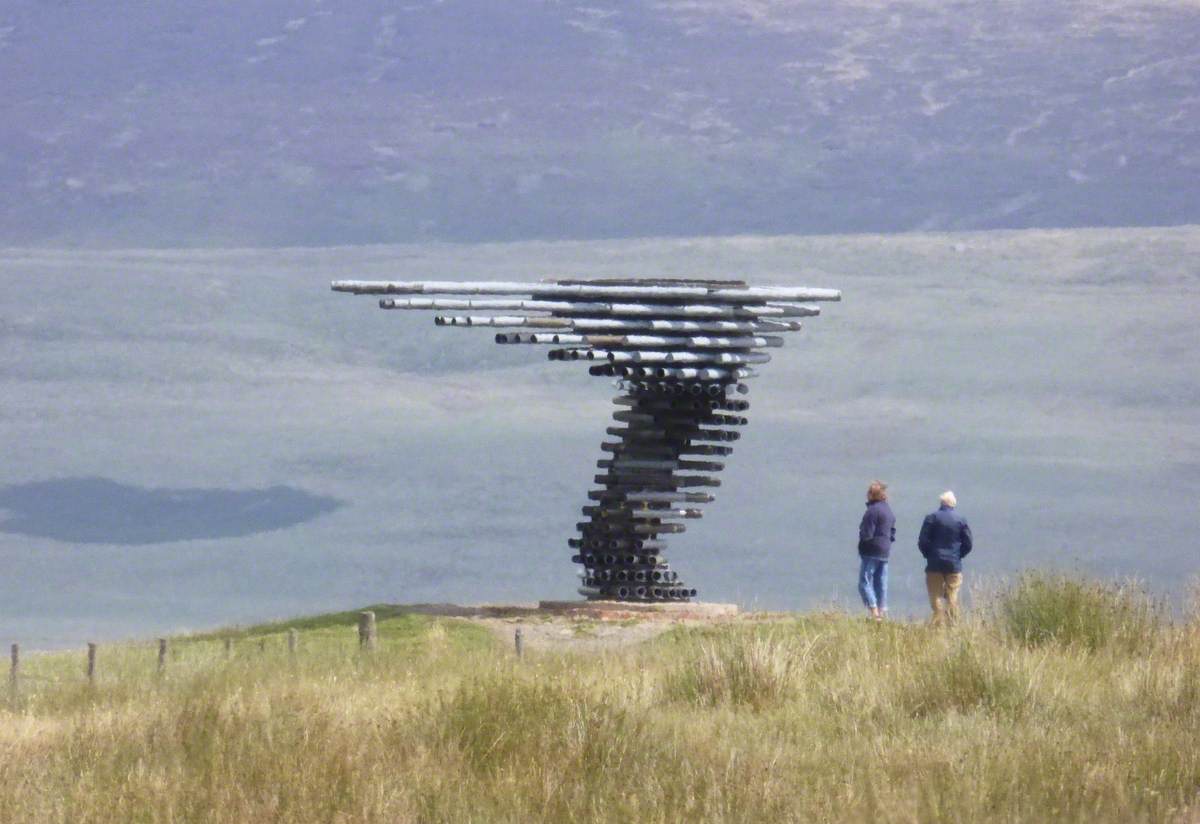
left=939, top=490, right=957, bottom=508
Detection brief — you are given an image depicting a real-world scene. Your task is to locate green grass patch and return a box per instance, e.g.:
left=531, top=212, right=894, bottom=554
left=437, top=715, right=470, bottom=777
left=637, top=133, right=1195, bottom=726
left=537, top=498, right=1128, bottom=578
left=993, top=571, right=1162, bottom=652
left=188, top=603, right=429, bottom=640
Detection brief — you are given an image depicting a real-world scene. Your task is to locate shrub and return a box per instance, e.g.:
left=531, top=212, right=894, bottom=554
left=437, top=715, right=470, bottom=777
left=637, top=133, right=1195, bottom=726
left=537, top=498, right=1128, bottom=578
left=996, top=572, right=1161, bottom=652
left=663, top=631, right=815, bottom=709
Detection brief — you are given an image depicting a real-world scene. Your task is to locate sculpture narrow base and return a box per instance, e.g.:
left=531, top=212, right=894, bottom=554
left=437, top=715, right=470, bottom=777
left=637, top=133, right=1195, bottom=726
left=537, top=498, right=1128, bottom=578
left=573, top=381, right=749, bottom=602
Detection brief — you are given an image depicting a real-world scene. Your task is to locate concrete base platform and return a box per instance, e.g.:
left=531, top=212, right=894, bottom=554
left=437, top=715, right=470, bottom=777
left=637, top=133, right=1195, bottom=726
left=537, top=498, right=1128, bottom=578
left=538, top=600, right=738, bottom=620
left=374, top=601, right=738, bottom=621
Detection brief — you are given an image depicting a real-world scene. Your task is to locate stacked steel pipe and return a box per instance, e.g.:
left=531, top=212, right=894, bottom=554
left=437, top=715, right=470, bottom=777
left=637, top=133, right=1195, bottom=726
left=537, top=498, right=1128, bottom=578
left=332, top=278, right=840, bottom=602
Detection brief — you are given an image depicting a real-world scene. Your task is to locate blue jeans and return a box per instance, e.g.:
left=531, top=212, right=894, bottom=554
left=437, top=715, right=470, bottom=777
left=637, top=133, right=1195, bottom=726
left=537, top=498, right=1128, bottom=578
left=857, top=556, right=888, bottom=611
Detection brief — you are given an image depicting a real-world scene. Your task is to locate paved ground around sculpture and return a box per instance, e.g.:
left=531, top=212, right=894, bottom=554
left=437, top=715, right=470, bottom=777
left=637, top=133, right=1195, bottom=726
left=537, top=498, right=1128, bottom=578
left=386, top=600, right=745, bottom=651
left=476, top=615, right=680, bottom=651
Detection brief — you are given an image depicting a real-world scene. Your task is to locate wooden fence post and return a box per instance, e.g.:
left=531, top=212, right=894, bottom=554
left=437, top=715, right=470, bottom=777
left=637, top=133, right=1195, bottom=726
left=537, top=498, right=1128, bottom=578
left=86, top=642, right=97, bottom=685
left=288, top=628, right=298, bottom=656
left=223, top=637, right=233, bottom=658
left=358, top=611, right=377, bottom=651
left=157, top=638, right=168, bottom=675
left=9, top=643, right=18, bottom=696
left=514, top=627, right=524, bottom=659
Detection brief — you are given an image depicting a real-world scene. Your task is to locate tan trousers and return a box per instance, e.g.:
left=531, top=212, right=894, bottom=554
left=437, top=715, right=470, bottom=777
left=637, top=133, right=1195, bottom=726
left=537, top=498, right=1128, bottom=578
left=926, top=572, right=963, bottom=625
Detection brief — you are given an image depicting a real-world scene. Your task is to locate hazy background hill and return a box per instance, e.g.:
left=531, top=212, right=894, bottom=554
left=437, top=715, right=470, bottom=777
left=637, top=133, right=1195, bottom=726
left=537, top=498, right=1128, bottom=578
left=1, top=0, right=1198, bottom=246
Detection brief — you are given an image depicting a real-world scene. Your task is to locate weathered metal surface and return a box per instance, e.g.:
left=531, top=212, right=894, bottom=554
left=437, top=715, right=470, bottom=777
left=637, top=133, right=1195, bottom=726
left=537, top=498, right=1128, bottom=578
left=382, top=296, right=815, bottom=317
left=333, top=276, right=837, bottom=603
left=589, top=365, right=758, bottom=381
left=334, top=279, right=841, bottom=303
left=436, top=316, right=806, bottom=332
left=494, top=332, right=784, bottom=348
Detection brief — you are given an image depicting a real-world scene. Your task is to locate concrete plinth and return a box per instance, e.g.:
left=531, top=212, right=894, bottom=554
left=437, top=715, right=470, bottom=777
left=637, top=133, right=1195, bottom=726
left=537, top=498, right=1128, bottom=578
left=537, top=600, right=738, bottom=620
left=370, top=601, right=739, bottom=621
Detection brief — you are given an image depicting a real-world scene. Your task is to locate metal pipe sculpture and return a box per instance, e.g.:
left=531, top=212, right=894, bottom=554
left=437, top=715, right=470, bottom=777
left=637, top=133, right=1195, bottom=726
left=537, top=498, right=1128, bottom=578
left=333, top=278, right=840, bottom=602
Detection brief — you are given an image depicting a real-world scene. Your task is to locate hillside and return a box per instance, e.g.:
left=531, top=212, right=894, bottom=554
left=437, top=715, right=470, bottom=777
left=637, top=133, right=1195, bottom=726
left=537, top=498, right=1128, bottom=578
left=2, top=574, right=1198, bottom=822
left=1, top=0, right=1197, bottom=245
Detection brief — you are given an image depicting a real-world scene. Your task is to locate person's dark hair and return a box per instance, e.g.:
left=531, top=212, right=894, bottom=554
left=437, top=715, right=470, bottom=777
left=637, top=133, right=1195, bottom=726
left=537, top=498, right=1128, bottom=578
left=867, top=481, right=888, bottom=502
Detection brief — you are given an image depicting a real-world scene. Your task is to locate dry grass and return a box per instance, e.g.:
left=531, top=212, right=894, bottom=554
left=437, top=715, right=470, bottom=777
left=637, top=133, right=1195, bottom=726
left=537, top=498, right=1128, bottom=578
left=2, top=579, right=1199, bottom=823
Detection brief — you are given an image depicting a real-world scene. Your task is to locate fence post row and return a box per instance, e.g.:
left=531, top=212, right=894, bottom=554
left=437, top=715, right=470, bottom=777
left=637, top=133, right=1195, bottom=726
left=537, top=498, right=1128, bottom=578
left=358, top=611, right=377, bottom=651
left=6, top=613, right=452, bottom=686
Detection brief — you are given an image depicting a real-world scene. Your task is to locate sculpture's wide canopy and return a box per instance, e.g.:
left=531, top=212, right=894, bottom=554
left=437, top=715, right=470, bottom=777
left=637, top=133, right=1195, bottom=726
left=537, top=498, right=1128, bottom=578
left=334, top=278, right=840, bottom=601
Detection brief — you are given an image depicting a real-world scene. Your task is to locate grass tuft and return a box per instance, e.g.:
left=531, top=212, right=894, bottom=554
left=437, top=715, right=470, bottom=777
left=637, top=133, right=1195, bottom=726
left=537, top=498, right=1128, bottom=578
left=993, top=571, right=1161, bottom=652
left=896, top=640, right=1034, bottom=719
left=662, top=628, right=815, bottom=708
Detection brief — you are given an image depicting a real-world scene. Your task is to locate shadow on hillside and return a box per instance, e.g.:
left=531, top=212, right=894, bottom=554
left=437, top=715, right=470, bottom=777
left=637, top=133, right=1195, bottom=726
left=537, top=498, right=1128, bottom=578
left=0, top=477, right=343, bottom=544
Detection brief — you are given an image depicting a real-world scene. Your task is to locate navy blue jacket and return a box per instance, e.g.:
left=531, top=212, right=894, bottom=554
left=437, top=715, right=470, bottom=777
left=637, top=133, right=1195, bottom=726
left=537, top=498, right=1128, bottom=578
left=858, top=500, right=896, bottom=559
left=918, top=505, right=973, bottom=573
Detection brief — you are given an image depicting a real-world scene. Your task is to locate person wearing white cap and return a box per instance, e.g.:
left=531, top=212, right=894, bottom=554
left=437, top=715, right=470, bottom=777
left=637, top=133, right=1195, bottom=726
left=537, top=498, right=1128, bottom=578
left=917, top=490, right=974, bottom=624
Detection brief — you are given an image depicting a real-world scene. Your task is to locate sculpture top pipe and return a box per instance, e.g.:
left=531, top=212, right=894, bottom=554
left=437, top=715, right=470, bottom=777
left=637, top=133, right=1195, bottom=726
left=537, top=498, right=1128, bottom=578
left=336, top=279, right=841, bottom=303
left=380, top=297, right=816, bottom=318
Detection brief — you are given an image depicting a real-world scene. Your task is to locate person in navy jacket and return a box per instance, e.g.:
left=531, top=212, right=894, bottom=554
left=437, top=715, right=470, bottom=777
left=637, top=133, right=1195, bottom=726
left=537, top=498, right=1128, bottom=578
left=918, top=490, right=974, bottom=624
left=857, top=480, right=896, bottom=621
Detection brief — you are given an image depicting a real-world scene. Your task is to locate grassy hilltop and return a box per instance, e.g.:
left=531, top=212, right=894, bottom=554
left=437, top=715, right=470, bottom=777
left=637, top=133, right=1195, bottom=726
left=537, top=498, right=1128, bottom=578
left=2, top=574, right=1198, bottom=823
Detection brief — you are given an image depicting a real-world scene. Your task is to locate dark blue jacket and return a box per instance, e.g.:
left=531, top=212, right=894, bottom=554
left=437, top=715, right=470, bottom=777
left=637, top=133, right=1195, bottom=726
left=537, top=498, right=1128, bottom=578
left=858, top=500, right=896, bottom=559
left=918, top=505, right=973, bottom=573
